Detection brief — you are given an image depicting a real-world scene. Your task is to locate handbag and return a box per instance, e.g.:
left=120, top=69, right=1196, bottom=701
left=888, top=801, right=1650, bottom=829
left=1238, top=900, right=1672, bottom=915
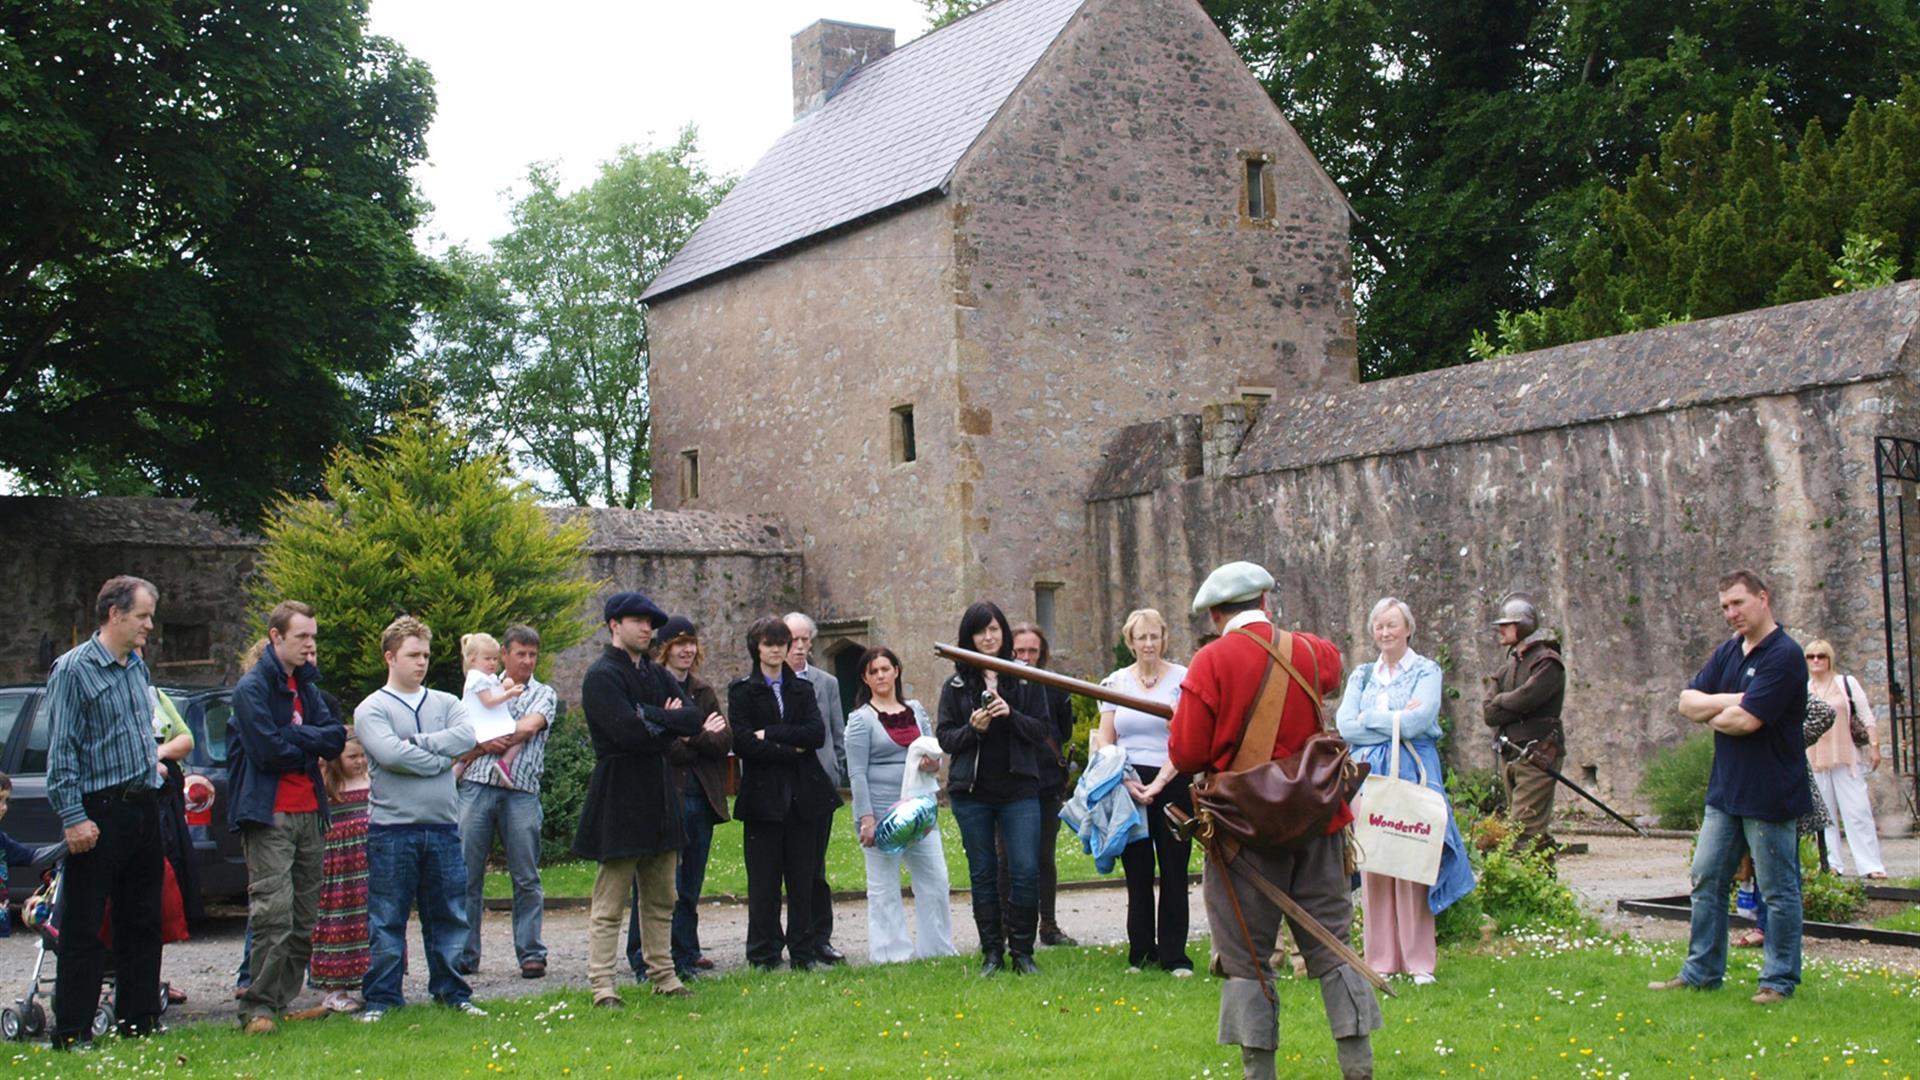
left=1841, top=675, right=1872, bottom=747
left=1350, top=711, right=1449, bottom=886
left=1189, top=627, right=1367, bottom=854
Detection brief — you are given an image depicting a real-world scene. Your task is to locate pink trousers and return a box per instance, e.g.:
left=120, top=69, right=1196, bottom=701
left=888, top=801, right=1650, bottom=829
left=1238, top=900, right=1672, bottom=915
left=1360, top=871, right=1436, bottom=977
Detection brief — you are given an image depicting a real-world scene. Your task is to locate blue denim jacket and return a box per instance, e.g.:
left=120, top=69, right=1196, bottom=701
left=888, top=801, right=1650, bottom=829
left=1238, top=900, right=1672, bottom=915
left=1335, top=650, right=1476, bottom=914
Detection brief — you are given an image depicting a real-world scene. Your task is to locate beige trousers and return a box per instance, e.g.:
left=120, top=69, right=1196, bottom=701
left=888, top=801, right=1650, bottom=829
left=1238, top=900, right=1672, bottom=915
left=588, top=852, right=681, bottom=993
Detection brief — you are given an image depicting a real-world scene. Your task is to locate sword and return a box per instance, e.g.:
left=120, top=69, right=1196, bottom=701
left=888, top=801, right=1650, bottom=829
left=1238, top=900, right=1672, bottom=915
left=1496, top=735, right=1644, bottom=836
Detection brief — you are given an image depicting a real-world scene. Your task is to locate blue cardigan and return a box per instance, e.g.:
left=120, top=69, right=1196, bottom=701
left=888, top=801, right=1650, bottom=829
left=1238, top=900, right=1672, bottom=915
left=1335, top=650, right=1476, bottom=915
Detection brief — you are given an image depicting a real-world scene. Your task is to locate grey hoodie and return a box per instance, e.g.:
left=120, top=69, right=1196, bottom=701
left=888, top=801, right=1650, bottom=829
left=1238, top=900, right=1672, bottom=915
left=354, top=686, right=476, bottom=828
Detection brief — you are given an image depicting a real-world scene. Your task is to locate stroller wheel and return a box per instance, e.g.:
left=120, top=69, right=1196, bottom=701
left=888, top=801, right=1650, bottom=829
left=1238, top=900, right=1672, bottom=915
left=90, top=1002, right=113, bottom=1041
left=22, top=1002, right=45, bottom=1037
left=157, top=984, right=171, bottom=1015
left=1, top=1007, right=21, bottom=1042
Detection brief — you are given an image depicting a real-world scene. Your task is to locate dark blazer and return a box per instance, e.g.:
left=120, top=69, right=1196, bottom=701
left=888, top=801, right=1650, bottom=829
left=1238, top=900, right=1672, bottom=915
left=936, top=672, right=1052, bottom=795
left=728, top=665, right=839, bottom=823
left=666, top=670, right=732, bottom=823
left=572, top=645, right=703, bottom=861
left=1034, top=683, right=1076, bottom=798
left=227, top=646, right=346, bottom=832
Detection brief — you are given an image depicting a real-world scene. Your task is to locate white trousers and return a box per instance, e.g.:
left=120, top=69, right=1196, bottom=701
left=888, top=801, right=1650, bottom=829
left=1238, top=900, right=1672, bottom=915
left=862, top=829, right=956, bottom=964
left=1813, top=765, right=1886, bottom=876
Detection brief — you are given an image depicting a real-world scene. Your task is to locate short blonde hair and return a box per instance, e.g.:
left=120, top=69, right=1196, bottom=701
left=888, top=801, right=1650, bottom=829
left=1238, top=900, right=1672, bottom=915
left=1368, top=597, right=1416, bottom=637
left=461, top=632, right=501, bottom=666
left=381, top=615, right=432, bottom=658
left=1805, top=638, right=1836, bottom=664
left=1121, top=608, right=1168, bottom=646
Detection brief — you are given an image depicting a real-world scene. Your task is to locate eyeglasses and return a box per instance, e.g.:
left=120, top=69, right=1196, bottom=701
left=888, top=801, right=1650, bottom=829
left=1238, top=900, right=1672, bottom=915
left=1805, top=653, right=1829, bottom=660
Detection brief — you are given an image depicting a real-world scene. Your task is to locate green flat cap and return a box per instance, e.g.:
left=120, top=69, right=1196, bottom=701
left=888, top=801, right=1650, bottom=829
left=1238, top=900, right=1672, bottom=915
left=1191, top=560, right=1275, bottom=616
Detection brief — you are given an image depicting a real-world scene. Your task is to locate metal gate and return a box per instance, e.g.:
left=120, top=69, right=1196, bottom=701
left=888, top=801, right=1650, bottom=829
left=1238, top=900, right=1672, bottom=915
left=1874, top=436, right=1920, bottom=815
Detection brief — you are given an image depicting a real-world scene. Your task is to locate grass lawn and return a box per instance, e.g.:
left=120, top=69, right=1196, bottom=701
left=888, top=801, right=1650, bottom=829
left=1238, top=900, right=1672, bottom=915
left=13, top=932, right=1920, bottom=1078
left=487, top=817, right=1202, bottom=900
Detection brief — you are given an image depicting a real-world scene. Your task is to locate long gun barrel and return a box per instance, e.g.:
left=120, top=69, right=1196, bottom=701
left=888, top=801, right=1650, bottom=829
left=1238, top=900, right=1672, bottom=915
left=933, top=643, right=1174, bottom=719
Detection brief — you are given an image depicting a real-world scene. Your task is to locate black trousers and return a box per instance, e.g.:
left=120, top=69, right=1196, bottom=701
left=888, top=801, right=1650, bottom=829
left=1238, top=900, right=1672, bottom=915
left=1119, top=771, right=1194, bottom=970
left=743, top=818, right=821, bottom=968
left=55, top=792, right=164, bottom=1045
left=806, top=807, right=837, bottom=950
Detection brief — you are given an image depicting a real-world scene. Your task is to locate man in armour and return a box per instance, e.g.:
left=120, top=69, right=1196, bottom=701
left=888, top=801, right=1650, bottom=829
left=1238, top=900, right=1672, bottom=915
left=1169, top=561, right=1381, bottom=1080
left=1482, top=594, right=1565, bottom=853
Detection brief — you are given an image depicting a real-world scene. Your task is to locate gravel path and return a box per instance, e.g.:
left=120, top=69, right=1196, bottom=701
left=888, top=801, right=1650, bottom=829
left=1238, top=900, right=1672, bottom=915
left=4, top=831, right=1914, bottom=1028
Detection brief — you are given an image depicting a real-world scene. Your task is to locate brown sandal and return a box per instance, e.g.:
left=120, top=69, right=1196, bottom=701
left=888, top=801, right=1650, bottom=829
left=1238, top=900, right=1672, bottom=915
left=1732, top=929, right=1766, bottom=948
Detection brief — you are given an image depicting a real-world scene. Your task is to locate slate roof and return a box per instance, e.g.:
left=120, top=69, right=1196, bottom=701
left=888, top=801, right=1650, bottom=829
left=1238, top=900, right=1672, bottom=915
left=1229, top=281, right=1920, bottom=478
left=641, top=0, right=1087, bottom=302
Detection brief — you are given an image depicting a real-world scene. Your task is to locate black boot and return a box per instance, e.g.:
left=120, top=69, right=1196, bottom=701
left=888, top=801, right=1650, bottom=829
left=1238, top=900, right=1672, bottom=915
left=976, top=904, right=1005, bottom=976
left=1008, top=904, right=1040, bottom=975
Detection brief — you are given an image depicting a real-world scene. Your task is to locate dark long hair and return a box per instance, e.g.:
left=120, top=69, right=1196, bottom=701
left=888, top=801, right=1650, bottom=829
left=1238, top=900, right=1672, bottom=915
left=852, top=645, right=904, bottom=709
left=953, top=600, right=1014, bottom=690
left=744, top=615, right=793, bottom=672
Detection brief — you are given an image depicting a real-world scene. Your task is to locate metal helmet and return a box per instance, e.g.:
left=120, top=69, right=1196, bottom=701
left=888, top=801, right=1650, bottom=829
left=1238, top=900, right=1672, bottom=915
left=1493, top=594, right=1540, bottom=637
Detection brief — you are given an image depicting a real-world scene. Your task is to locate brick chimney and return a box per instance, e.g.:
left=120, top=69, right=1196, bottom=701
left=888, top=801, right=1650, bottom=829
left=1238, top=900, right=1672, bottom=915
left=792, top=19, right=895, bottom=118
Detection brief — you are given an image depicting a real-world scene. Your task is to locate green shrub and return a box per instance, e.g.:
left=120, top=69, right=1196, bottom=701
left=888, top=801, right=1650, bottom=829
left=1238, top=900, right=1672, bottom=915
left=1065, top=694, right=1100, bottom=771
left=1637, top=734, right=1714, bottom=830
left=1473, top=821, right=1588, bottom=933
left=1800, top=837, right=1867, bottom=923
left=1446, top=767, right=1505, bottom=822
left=1434, top=888, right=1488, bottom=946
left=537, top=701, right=595, bottom=863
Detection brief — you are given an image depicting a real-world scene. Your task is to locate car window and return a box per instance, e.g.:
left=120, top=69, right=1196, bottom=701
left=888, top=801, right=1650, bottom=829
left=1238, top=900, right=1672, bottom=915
left=186, top=696, right=231, bottom=765
left=19, top=700, right=51, bottom=774
left=0, top=693, right=29, bottom=760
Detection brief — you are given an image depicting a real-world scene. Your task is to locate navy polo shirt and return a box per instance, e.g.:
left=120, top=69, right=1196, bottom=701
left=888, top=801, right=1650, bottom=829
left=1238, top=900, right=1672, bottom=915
left=1687, top=625, right=1812, bottom=821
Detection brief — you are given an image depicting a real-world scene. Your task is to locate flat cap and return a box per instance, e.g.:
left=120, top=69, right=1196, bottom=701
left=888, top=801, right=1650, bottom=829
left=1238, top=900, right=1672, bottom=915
left=603, top=590, right=668, bottom=627
left=655, top=614, right=698, bottom=644
left=1191, top=561, right=1275, bottom=617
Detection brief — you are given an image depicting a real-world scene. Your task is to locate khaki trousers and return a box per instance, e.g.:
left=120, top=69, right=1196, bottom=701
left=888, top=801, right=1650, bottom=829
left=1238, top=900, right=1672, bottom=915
left=589, top=852, right=681, bottom=993
left=1502, top=757, right=1558, bottom=849
left=238, top=811, right=327, bottom=1020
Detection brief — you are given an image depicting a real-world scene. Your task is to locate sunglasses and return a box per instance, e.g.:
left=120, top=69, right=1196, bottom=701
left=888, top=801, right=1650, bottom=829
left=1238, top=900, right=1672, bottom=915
left=1805, top=653, right=1830, bottom=660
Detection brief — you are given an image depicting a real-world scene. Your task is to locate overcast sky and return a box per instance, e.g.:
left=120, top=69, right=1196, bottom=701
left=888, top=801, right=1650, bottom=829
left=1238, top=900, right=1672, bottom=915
left=368, top=0, right=935, bottom=253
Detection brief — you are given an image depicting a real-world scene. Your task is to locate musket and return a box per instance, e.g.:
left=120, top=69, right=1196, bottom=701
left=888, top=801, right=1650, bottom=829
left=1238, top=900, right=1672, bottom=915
left=933, top=643, right=1172, bottom=718
left=1496, top=735, right=1645, bottom=836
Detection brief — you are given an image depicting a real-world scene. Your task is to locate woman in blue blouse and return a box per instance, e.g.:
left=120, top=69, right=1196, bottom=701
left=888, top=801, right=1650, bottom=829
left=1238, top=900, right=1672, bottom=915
left=1334, top=597, right=1475, bottom=984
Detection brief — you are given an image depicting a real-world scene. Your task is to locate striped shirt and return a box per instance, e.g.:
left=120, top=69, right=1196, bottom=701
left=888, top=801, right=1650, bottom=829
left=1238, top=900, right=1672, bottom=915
left=45, top=634, right=162, bottom=827
left=462, top=675, right=556, bottom=796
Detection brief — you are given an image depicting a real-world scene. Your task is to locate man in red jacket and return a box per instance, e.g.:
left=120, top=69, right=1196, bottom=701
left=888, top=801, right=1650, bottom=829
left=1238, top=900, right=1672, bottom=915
left=1169, top=561, right=1381, bottom=1080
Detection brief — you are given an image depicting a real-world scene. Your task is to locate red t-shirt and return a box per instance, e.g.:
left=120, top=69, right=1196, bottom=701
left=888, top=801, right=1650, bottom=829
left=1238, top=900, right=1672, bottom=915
left=273, top=673, right=320, bottom=814
left=1168, top=620, right=1351, bottom=834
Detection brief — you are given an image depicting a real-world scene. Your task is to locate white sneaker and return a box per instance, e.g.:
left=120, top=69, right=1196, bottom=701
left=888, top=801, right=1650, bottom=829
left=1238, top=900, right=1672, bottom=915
left=1411, top=973, right=1436, bottom=986
left=1125, top=966, right=1142, bottom=974
left=1171, top=967, right=1194, bottom=978
left=456, top=1001, right=489, bottom=1017
left=357, top=1009, right=385, bottom=1024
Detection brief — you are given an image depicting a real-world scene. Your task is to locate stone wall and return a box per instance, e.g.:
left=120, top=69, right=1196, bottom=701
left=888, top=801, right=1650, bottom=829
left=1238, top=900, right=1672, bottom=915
left=947, top=0, right=1355, bottom=667
left=0, top=499, right=804, bottom=707
left=1087, top=285, right=1920, bottom=825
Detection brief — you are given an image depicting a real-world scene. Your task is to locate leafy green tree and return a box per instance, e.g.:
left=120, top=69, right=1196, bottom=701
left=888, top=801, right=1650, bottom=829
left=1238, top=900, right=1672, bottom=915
left=0, top=1, right=444, bottom=523
left=416, top=130, right=729, bottom=508
left=252, top=412, right=599, bottom=698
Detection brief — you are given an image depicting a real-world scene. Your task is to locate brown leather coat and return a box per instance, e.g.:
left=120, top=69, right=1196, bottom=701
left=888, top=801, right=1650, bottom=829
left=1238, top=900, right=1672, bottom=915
left=665, top=671, right=732, bottom=822
left=1483, top=635, right=1565, bottom=748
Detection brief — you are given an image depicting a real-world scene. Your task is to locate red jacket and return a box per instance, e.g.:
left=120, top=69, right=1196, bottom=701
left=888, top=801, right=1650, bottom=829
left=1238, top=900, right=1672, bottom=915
left=1169, top=620, right=1350, bottom=834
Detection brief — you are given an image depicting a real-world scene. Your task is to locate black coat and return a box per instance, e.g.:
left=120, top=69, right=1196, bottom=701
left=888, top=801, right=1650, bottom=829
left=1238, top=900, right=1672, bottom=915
left=572, top=645, right=703, bottom=861
left=1034, top=683, right=1076, bottom=798
left=728, top=665, right=839, bottom=823
left=935, top=671, right=1051, bottom=794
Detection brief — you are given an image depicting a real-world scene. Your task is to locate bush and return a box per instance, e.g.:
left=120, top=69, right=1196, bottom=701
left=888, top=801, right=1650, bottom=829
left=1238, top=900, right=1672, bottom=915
left=1434, top=887, right=1488, bottom=947
left=1065, top=693, right=1100, bottom=771
left=251, top=412, right=600, bottom=699
left=1637, top=734, right=1714, bottom=830
left=1446, top=767, right=1506, bottom=823
left=1800, top=838, right=1867, bottom=923
left=1471, top=818, right=1588, bottom=933
left=537, top=701, right=595, bottom=863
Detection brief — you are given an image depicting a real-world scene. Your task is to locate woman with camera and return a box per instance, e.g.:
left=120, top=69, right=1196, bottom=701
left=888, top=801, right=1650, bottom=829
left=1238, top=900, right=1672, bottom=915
left=937, top=601, right=1052, bottom=976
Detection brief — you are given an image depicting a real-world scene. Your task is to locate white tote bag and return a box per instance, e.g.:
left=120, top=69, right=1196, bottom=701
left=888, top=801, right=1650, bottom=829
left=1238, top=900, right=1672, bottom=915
left=1350, top=714, right=1449, bottom=886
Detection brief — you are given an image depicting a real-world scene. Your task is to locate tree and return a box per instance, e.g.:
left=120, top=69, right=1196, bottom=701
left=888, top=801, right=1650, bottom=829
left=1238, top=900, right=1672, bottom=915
left=416, top=130, right=729, bottom=508
left=1471, top=83, right=1920, bottom=356
left=0, top=1, right=443, bottom=522
left=251, top=412, right=599, bottom=699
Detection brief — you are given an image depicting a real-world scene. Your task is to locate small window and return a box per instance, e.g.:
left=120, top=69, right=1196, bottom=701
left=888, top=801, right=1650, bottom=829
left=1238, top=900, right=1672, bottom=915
left=1034, top=583, right=1060, bottom=640
left=1241, top=152, right=1276, bottom=224
left=1246, top=160, right=1268, bottom=219
left=679, top=449, right=700, bottom=501
left=891, top=405, right=917, bottom=464
left=1237, top=385, right=1275, bottom=406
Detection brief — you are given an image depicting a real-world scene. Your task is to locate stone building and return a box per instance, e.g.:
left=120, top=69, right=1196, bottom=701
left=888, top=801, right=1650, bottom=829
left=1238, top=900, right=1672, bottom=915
left=643, top=0, right=1354, bottom=678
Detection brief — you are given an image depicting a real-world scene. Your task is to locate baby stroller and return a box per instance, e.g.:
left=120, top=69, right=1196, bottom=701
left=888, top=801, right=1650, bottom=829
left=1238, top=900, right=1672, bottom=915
left=2, top=844, right=174, bottom=1043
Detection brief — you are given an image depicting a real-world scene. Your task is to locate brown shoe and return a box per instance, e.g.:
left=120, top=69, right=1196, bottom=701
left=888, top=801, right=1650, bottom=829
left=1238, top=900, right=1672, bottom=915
left=693, top=957, right=715, bottom=970
left=1751, top=988, right=1788, bottom=1005
left=653, top=985, right=693, bottom=998
left=520, top=959, right=546, bottom=979
left=1647, top=977, right=1694, bottom=991
left=281, top=1005, right=334, bottom=1022
left=593, top=992, right=624, bottom=1009
left=242, top=1016, right=278, bottom=1035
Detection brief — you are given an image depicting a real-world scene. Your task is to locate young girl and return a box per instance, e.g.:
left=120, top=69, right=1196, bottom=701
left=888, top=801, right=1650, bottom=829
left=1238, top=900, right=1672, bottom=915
left=461, top=632, right=524, bottom=784
left=312, top=731, right=371, bottom=1013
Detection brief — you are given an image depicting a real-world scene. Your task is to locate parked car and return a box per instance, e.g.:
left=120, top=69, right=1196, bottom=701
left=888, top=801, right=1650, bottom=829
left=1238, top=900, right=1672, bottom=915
left=0, top=685, right=246, bottom=909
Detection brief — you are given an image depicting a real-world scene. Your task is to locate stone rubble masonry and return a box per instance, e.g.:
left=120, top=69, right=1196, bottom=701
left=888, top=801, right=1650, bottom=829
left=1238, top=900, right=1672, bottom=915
left=1087, top=283, right=1920, bottom=828
left=0, top=498, right=803, bottom=708
left=791, top=19, right=896, bottom=119
left=648, top=0, right=1354, bottom=678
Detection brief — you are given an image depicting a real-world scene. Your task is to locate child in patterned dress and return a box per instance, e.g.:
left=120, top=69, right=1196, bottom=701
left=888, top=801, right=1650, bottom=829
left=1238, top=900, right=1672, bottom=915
left=312, top=732, right=372, bottom=1012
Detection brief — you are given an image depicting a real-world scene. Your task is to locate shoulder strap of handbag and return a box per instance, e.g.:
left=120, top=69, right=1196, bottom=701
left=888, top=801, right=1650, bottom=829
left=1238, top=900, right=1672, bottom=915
left=1224, top=627, right=1325, bottom=773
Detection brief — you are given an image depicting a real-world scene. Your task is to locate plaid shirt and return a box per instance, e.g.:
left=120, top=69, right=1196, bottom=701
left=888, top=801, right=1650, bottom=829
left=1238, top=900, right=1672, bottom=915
left=45, top=634, right=161, bottom=827
left=463, top=674, right=556, bottom=796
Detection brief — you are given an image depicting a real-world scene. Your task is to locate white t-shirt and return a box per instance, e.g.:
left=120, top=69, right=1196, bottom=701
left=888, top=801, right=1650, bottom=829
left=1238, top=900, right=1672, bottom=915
left=462, top=669, right=516, bottom=742
left=1100, top=663, right=1186, bottom=768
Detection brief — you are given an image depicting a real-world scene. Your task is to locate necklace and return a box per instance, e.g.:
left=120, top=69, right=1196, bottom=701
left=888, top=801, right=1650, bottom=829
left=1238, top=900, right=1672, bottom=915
left=1136, top=662, right=1166, bottom=689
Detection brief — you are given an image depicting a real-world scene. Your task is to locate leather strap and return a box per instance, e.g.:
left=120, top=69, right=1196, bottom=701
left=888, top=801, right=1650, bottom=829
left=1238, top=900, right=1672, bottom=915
left=1223, top=627, right=1327, bottom=773
left=1206, top=841, right=1274, bottom=1004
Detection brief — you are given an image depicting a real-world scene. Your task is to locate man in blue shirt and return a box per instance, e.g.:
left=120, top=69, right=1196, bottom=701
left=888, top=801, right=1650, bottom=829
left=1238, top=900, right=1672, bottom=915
left=44, top=576, right=167, bottom=1048
left=1650, top=568, right=1810, bottom=1004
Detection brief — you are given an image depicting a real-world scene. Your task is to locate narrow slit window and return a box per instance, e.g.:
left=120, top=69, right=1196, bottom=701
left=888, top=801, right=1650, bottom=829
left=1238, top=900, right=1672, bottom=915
left=1034, top=583, right=1059, bottom=640
left=1245, top=159, right=1270, bottom=221
left=680, top=449, right=700, bottom=501
left=891, top=404, right=917, bottom=464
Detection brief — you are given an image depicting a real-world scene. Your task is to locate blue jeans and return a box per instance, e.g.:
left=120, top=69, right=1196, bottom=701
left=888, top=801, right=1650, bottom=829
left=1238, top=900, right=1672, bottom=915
left=1680, top=806, right=1802, bottom=995
left=458, top=782, right=546, bottom=969
left=628, top=793, right=718, bottom=976
left=951, top=796, right=1040, bottom=917
left=364, top=826, right=473, bottom=1009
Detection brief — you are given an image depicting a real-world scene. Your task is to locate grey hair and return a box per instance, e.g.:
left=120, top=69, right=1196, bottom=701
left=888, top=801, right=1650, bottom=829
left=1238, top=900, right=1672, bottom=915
left=1368, top=596, right=1416, bottom=638
left=782, top=612, right=817, bottom=636
left=95, top=575, right=158, bottom=624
